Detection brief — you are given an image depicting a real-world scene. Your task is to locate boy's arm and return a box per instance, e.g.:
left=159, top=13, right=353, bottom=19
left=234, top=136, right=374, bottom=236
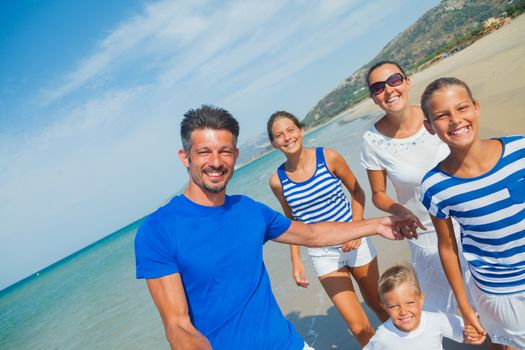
left=431, top=215, right=486, bottom=339
left=147, top=274, right=212, bottom=350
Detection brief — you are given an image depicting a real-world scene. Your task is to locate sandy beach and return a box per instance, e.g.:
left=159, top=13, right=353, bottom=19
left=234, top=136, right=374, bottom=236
left=349, top=14, right=525, bottom=137
left=274, top=15, right=525, bottom=350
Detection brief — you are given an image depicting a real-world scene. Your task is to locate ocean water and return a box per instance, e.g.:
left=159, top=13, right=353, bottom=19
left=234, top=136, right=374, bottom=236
left=0, top=111, right=383, bottom=350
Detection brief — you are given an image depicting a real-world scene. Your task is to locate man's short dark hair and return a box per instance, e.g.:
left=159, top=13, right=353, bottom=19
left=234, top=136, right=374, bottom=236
left=180, top=105, right=240, bottom=152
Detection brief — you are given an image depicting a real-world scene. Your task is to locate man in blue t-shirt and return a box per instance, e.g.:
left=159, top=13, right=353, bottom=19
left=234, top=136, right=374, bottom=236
left=134, top=105, right=417, bottom=350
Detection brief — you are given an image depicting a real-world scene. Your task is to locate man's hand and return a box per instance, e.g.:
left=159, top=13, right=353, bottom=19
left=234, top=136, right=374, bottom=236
left=376, top=216, right=419, bottom=240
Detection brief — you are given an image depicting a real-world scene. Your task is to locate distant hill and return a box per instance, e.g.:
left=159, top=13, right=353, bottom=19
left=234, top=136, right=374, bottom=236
left=237, top=0, right=517, bottom=161
left=236, top=133, right=273, bottom=167
left=302, top=0, right=511, bottom=128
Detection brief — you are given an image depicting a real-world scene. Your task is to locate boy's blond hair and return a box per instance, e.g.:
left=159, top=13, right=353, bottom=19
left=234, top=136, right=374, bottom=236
left=378, top=263, right=422, bottom=302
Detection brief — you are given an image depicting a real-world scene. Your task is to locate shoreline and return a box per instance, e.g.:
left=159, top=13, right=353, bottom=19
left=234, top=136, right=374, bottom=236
left=238, top=14, right=525, bottom=173
left=275, top=13, right=525, bottom=350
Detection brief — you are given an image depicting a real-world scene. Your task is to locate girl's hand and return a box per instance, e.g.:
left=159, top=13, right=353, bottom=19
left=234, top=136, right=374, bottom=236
left=292, top=259, right=310, bottom=288
left=463, top=324, right=486, bottom=344
left=341, top=238, right=361, bottom=252
left=462, top=309, right=486, bottom=345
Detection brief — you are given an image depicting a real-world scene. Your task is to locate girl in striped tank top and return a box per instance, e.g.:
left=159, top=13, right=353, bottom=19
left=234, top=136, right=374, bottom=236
left=420, top=77, right=525, bottom=349
left=267, top=111, right=388, bottom=347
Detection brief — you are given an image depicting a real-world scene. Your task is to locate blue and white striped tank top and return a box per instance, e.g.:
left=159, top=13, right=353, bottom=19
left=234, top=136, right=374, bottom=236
left=278, top=147, right=352, bottom=224
left=421, top=136, right=525, bottom=295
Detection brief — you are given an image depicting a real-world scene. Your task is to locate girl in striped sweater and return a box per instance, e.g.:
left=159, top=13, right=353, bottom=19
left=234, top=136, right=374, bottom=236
left=420, top=77, right=525, bottom=350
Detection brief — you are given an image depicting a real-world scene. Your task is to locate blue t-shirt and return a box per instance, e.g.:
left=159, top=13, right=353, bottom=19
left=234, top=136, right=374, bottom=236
left=135, top=194, right=304, bottom=350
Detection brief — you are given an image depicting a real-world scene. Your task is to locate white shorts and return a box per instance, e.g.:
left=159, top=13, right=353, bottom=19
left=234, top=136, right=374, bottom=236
left=469, top=280, right=525, bottom=348
left=409, top=236, right=471, bottom=313
left=307, top=237, right=376, bottom=277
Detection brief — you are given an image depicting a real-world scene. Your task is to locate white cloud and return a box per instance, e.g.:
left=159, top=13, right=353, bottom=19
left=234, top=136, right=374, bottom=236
left=38, top=0, right=372, bottom=106
left=217, top=0, right=396, bottom=107
left=38, top=0, right=206, bottom=105
left=1, top=0, right=435, bottom=289
left=5, top=0, right=399, bottom=212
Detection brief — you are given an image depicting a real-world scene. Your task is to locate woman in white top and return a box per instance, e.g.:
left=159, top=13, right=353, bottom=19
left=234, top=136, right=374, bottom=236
left=360, top=61, right=466, bottom=313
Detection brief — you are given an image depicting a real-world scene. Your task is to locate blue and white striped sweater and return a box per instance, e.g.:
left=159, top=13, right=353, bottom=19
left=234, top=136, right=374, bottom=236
left=420, top=135, right=525, bottom=295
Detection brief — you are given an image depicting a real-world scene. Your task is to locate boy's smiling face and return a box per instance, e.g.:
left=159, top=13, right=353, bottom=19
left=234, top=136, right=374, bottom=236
left=382, top=282, right=424, bottom=333
left=423, top=85, right=481, bottom=149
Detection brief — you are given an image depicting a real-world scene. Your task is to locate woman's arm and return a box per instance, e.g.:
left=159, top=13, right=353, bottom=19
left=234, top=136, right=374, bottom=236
left=431, top=215, right=486, bottom=340
left=269, top=173, right=310, bottom=288
left=366, top=169, right=423, bottom=238
left=367, top=169, right=405, bottom=215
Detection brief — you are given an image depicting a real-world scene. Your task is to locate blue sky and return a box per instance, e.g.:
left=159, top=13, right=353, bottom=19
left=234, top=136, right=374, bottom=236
left=0, top=0, right=439, bottom=290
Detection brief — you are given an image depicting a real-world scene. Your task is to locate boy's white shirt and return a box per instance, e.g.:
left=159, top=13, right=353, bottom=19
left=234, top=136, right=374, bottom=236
left=363, top=311, right=464, bottom=350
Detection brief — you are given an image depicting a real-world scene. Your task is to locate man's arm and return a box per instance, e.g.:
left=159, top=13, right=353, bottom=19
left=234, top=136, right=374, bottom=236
left=273, top=216, right=412, bottom=246
left=146, top=273, right=212, bottom=350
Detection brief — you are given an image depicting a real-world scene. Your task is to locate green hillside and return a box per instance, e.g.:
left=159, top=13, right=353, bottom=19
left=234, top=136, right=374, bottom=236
left=302, top=0, right=517, bottom=128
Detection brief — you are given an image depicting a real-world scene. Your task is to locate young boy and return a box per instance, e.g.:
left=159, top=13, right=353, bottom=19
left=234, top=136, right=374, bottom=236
left=420, top=77, right=525, bottom=349
left=363, top=264, right=484, bottom=349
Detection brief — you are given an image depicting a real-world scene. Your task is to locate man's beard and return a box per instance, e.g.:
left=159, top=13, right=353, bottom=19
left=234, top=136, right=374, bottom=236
left=201, top=165, right=233, bottom=194
left=203, top=182, right=226, bottom=193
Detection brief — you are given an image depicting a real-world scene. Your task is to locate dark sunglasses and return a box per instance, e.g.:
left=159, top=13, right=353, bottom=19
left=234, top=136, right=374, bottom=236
left=368, top=73, right=405, bottom=95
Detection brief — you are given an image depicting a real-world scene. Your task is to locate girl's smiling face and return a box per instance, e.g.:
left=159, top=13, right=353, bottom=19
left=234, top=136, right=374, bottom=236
left=423, top=85, right=480, bottom=149
left=368, top=63, right=411, bottom=113
left=270, top=117, right=304, bottom=154
left=382, top=282, right=424, bottom=333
